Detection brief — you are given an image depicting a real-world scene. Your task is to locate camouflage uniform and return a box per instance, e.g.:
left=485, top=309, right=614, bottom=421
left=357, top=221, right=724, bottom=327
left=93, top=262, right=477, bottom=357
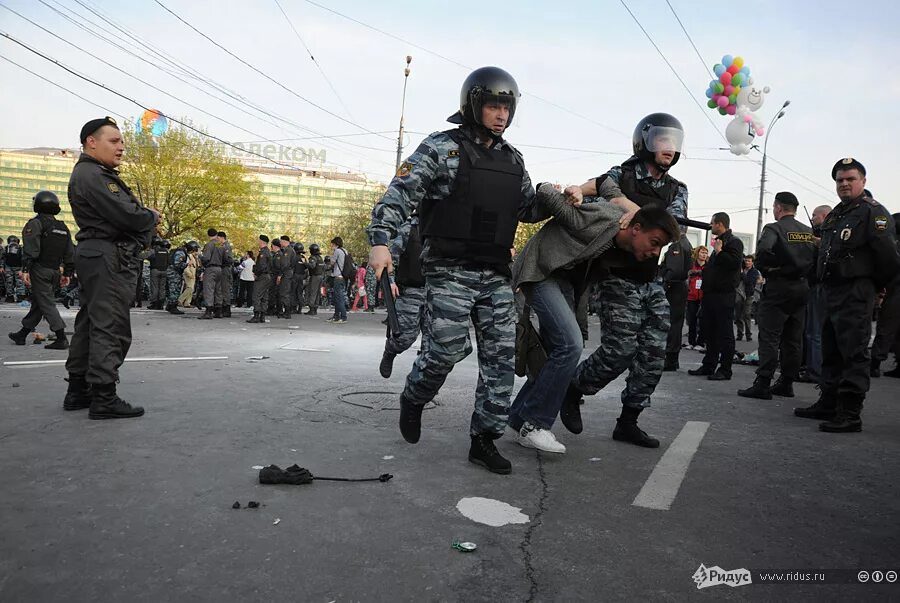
left=368, top=125, right=548, bottom=437
left=4, top=240, right=27, bottom=301
left=385, top=219, right=426, bottom=356
left=576, top=159, right=687, bottom=409
left=166, top=247, right=187, bottom=305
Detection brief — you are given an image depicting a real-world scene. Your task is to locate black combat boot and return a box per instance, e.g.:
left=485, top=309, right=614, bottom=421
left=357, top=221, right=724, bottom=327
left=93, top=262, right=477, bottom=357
left=246, top=311, right=261, bottom=323
left=884, top=363, right=900, bottom=378
left=222, top=305, right=232, bottom=318
left=662, top=353, right=679, bottom=371
left=379, top=351, right=395, bottom=378
left=559, top=385, right=584, bottom=434
left=688, top=366, right=714, bottom=376
left=738, top=376, right=772, bottom=400
left=735, top=333, right=743, bottom=341
left=612, top=406, right=659, bottom=448
left=870, top=358, right=881, bottom=378
left=62, top=374, right=92, bottom=411
left=794, top=392, right=836, bottom=420
left=44, top=329, right=69, bottom=350
left=304, top=308, right=317, bottom=316
left=398, top=394, right=424, bottom=443
left=198, top=307, right=214, bottom=320
left=282, top=311, right=291, bottom=319
left=8, top=327, right=29, bottom=345
left=468, top=434, right=512, bottom=475
left=166, top=302, right=184, bottom=315
left=819, top=395, right=862, bottom=433
left=769, top=377, right=794, bottom=397
left=89, top=383, right=144, bottom=420
left=213, top=305, right=223, bottom=318
left=746, top=333, right=753, bottom=342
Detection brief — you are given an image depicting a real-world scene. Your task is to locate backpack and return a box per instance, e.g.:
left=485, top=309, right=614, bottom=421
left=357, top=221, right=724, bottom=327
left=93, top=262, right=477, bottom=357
left=339, top=248, right=356, bottom=281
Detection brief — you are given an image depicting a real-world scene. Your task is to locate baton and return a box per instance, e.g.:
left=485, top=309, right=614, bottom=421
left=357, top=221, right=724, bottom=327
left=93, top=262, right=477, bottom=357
left=676, top=216, right=711, bottom=231
left=380, top=270, right=401, bottom=338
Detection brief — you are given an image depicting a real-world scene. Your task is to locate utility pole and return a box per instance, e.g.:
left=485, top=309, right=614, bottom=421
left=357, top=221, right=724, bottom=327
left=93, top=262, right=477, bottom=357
left=755, top=100, right=790, bottom=244
left=395, top=55, right=412, bottom=172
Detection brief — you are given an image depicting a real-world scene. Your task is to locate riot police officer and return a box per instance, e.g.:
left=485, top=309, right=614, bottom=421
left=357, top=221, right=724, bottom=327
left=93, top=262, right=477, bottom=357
left=277, top=236, right=297, bottom=319
left=738, top=191, right=816, bottom=399
left=561, top=113, right=689, bottom=448
left=795, top=159, right=900, bottom=432
left=146, top=236, right=170, bottom=310
left=247, top=235, right=272, bottom=323
left=8, top=191, right=75, bottom=349
left=199, top=228, right=224, bottom=319
left=63, top=116, right=159, bottom=418
left=304, top=243, right=325, bottom=315
left=3, top=234, right=25, bottom=302
left=367, top=66, right=549, bottom=474
left=292, top=242, right=308, bottom=313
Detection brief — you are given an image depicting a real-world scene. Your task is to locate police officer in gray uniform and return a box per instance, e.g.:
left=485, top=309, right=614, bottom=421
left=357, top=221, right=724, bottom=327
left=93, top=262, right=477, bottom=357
left=8, top=191, right=75, bottom=349
left=367, top=66, right=550, bottom=474
left=146, top=236, right=169, bottom=310
left=738, top=191, right=816, bottom=400
left=277, top=235, right=297, bottom=319
left=795, top=158, right=900, bottom=432
left=199, top=228, right=224, bottom=319
left=62, top=116, right=159, bottom=418
left=379, top=216, right=427, bottom=378
left=304, top=243, right=325, bottom=315
left=216, top=231, right=233, bottom=317
left=247, top=234, right=272, bottom=323
left=292, top=242, right=308, bottom=313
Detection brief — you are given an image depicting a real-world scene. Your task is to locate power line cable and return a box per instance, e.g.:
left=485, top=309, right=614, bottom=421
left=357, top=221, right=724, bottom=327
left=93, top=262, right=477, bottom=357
left=153, top=0, right=392, bottom=140
left=664, top=0, right=713, bottom=79
left=273, top=0, right=355, bottom=120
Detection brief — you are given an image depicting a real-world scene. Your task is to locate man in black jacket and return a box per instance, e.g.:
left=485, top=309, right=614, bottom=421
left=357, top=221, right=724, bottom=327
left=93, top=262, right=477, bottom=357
left=660, top=233, right=693, bottom=371
left=689, top=212, right=744, bottom=380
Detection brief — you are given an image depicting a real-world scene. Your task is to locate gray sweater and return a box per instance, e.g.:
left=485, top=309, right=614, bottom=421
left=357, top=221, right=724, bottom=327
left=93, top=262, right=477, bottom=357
left=512, top=184, right=626, bottom=290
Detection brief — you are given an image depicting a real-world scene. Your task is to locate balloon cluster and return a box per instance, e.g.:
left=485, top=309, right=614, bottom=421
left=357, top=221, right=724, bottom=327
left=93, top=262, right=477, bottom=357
left=704, top=55, right=751, bottom=116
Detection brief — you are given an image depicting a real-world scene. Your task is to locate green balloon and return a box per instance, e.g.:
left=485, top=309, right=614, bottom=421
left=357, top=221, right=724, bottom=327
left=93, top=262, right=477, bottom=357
left=707, top=99, right=717, bottom=109
left=714, top=82, right=725, bottom=94
left=717, top=107, right=727, bottom=115
left=729, top=93, right=738, bottom=104
left=731, top=73, right=743, bottom=86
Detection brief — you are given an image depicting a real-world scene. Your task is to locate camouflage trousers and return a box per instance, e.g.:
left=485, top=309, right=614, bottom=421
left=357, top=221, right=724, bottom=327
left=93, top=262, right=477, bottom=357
left=166, top=267, right=183, bottom=304
left=573, top=276, right=670, bottom=409
left=403, top=265, right=516, bottom=437
left=385, top=285, right=426, bottom=356
left=4, top=264, right=27, bottom=300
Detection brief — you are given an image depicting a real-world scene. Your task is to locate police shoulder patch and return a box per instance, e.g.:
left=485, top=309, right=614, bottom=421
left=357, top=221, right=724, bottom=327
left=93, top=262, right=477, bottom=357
left=107, top=182, right=120, bottom=194
left=448, top=149, right=459, bottom=157
left=396, top=162, right=413, bottom=177
left=23, top=227, right=33, bottom=235
left=787, top=232, right=814, bottom=243
left=874, top=215, right=889, bottom=231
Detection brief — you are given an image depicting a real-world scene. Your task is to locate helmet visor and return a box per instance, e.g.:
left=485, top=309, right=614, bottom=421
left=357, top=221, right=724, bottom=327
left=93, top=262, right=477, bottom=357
left=644, top=126, right=684, bottom=153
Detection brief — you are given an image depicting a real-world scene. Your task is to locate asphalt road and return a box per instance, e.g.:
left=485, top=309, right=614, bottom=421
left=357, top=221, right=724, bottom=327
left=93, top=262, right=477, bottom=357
left=1, top=304, right=898, bottom=601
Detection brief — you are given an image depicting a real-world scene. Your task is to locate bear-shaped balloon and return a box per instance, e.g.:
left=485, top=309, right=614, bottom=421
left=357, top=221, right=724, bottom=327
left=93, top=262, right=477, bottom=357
left=725, top=78, right=770, bottom=155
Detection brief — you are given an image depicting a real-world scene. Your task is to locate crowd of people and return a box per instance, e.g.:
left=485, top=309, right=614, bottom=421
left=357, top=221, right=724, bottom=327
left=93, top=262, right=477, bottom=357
left=5, top=70, right=899, bottom=478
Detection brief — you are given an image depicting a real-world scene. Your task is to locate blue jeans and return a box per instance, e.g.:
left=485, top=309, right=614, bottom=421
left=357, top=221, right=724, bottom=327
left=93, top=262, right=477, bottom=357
left=509, top=277, right=584, bottom=430
left=333, top=277, right=348, bottom=320
left=804, top=284, right=824, bottom=380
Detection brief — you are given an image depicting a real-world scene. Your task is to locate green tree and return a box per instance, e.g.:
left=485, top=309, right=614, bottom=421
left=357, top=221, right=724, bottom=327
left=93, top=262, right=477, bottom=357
left=120, top=126, right=266, bottom=253
left=326, top=186, right=385, bottom=260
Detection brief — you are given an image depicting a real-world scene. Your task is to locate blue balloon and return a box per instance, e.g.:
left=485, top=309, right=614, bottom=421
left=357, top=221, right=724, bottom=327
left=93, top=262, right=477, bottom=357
left=705, top=87, right=714, bottom=98
left=740, top=66, right=750, bottom=77
left=709, top=79, right=718, bottom=89
left=713, top=64, right=726, bottom=76
left=722, top=54, right=734, bottom=67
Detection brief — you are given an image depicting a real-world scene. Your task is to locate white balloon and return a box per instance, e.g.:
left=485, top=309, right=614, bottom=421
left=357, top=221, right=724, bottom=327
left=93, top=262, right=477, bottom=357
left=726, top=116, right=755, bottom=155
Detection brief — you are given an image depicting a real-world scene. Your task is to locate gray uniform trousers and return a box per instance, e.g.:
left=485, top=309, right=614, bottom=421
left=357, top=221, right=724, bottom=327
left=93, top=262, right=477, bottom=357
left=21, top=264, right=65, bottom=332
left=279, top=270, right=293, bottom=310
left=149, top=268, right=167, bottom=303
left=385, top=285, right=426, bottom=356
left=872, top=277, right=900, bottom=362
left=306, top=275, right=323, bottom=310
left=216, top=266, right=233, bottom=305
left=403, top=266, right=516, bottom=437
left=65, top=240, right=139, bottom=384
left=253, top=273, right=271, bottom=313
left=203, top=265, right=223, bottom=306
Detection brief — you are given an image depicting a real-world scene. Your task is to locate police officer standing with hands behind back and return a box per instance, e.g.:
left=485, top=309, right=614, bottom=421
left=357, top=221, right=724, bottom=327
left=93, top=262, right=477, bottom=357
left=7, top=191, right=75, bottom=349
left=368, top=66, right=552, bottom=475
left=62, top=116, right=160, bottom=418
left=794, top=158, right=900, bottom=432
left=738, top=191, right=816, bottom=400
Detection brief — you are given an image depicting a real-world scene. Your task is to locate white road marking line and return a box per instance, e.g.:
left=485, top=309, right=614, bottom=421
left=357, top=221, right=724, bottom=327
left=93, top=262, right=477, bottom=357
left=632, top=421, right=710, bottom=511
left=3, top=356, right=228, bottom=366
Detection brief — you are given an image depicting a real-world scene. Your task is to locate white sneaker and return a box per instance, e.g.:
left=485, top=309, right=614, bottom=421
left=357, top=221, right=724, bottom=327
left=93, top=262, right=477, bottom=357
left=516, top=423, right=566, bottom=454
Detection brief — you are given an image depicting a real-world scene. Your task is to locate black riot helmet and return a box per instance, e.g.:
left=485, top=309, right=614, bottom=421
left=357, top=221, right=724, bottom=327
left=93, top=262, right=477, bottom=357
left=162, top=239, right=171, bottom=249
left=33, top=190, right=61, bottom=215
left=632, top=113, right=684, bottom=171
left=186, top=240, right=200, bottom=252
left=448, top=67, right=520, bottom=131
left=295, top=242, right=305, bottom=254
left=7, top=235, right=20, bottom=244
left=309, top=243, right=320, bottom=255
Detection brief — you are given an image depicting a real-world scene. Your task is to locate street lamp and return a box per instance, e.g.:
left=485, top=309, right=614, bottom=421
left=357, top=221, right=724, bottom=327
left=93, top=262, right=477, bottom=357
left=755, top=100, right=790, bottom=244
left=395, top=55, right=412, bottom=172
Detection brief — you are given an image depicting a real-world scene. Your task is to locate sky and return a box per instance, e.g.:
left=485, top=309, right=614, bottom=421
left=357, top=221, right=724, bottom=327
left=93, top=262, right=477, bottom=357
left=1, top=0, right=897, bottom=238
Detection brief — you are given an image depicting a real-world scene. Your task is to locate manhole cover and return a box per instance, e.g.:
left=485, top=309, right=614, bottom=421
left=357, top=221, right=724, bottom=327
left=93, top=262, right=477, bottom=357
left=339, top=391, right=436, bottom=412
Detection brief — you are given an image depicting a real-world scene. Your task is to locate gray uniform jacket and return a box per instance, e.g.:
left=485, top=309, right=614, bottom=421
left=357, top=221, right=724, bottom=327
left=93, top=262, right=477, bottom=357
left=512, top=184, right=626, bottom=290
left=201, top=240, right=225, bottom=267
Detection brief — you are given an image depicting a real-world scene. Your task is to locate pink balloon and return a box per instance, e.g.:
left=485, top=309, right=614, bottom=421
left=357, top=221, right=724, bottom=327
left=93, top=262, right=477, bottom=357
left=755, top=127, right=765, bottom=136
left=717, top=96, right=729, bottom=108
left=743, top=114, right=753, bottom=123
left=724, top=85, right=735, bottom=96
left=719, top=72, right=732, bottom=85
left=726, top=104, right=737, bottom=115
